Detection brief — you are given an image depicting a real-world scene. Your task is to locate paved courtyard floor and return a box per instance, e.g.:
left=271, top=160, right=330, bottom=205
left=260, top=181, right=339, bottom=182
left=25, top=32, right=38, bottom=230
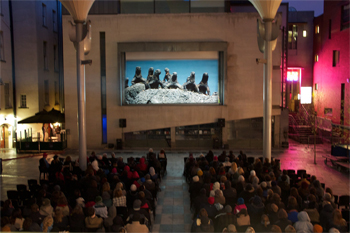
left=1, top=139, right=349, bottom=232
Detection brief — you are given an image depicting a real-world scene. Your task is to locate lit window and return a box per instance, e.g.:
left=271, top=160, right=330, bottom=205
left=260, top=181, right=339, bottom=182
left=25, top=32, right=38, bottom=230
left=303, top=30, right=307, bottom=37
left=315, top=83, right=318, bottom=90
left=301, top=87, right=312, bottom=104
left=315, top=55, right=319, bottom=62
left=20, top=95, right=27, bottom=108
left=333, top=50, right=340, bottom=67
left=288, top=24, right=298, bottom=49
left=315, top=25, right=319, bottom=34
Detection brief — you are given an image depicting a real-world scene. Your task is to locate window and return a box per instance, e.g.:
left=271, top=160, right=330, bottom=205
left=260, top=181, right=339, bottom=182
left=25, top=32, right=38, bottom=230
left=42, top=3, right=47, bottom=27
left=54, top=45, right=58, bottom=72
left=44, top=80, right=49, bottom=105
left=333, top=50, right=340, bottom=67
left=4, top=83, right=11, bottom=108
left=0, top=31, right=4, bottom=61
left=54, top=81, right=59, bottom=105
left=20, top=95, right=27, bottom=108
left=288, top=24, right=298, bottom=49
left=43, top=41, right=48, bottom=70
left=329, top=20, right=332, bottom=39
left=315, top=25, right=320, bottom=34
left=303, top=30, right=307, bottom=37
left=315, top=83, right=318, bottom=90
left=53, top=10, right=57, bottom=32
left=315, top=55, right=319, bottom=62
left=341, top=4, right=350, bottom=30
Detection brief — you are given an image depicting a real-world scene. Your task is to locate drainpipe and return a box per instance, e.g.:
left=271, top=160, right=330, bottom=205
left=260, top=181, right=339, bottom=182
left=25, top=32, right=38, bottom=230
left=9, top=0, right=17, bottom=148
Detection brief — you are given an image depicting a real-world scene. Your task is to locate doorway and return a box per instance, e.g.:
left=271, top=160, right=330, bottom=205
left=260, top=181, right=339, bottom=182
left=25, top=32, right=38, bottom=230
left=341, top=83, right=345, bottom=125
left=0, top=124, right=9, bottom=148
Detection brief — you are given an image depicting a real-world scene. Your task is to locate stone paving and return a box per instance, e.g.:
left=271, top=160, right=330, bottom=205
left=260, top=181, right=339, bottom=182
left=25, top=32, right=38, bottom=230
left=0, top=139, right=349, bottom=232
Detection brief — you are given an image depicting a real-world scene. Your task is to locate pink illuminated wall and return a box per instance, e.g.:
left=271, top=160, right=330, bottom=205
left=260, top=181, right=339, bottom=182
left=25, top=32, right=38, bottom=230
left=313, top=1, right=350, bottom=125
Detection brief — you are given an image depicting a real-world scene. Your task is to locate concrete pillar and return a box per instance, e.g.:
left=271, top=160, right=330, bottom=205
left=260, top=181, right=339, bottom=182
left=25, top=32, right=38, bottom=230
left=171, top=126, right=176, bottom=149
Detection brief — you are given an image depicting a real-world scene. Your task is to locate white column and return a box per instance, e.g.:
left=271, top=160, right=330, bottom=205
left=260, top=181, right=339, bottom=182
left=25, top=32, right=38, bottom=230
left=76, top=22, right=87, bottom=171
left=263, top=20, right=272, bottom=162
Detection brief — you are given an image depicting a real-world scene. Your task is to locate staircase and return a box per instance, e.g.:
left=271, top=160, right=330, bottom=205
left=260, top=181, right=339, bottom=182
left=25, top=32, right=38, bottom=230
left=289, top=108, right=323, bottom=144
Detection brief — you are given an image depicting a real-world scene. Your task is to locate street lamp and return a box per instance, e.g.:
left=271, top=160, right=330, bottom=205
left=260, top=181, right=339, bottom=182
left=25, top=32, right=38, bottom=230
left=60, top=0, right=95, bottom=171
left=249, top=0, right=282, bottom=162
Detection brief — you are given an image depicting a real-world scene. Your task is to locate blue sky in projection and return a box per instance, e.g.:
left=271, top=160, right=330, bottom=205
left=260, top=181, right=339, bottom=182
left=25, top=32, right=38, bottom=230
left=126, top=60, right=218, bottom=94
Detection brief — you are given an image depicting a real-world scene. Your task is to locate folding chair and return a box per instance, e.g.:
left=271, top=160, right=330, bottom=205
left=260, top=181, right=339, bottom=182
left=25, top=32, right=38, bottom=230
left=338, top=195, right=350, bottom=209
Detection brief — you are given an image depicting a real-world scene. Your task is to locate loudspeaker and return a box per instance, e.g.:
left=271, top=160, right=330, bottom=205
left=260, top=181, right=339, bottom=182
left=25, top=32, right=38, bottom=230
left=218, top=118, right=225, bottom=127
left=119, top=119, right=126, bottom=128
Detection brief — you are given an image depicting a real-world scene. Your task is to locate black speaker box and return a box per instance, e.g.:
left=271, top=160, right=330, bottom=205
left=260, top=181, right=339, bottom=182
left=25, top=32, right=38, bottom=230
left=119, top=119, right=126, bottom=128
left=218, top=118, right=225, bottom=127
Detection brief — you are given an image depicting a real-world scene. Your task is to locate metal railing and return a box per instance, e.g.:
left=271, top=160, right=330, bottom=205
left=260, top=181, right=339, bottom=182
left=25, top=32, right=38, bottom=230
left=288, top=114, right=300, bottom=137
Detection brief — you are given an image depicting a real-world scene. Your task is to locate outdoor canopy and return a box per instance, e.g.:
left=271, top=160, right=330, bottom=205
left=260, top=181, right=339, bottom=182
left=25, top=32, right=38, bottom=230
left=18, top=108, right=65, bottom=124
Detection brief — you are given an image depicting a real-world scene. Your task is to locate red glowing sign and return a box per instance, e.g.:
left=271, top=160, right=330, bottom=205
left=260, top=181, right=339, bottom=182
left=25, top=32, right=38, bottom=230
left=287, top=68, right=302, bottom=81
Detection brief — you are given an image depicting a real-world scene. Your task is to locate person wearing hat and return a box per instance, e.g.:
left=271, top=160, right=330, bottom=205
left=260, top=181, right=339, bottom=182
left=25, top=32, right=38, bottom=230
left=248, top=196, right=265, bottom=226
left=293, top=211, right=313, bottom=233
left=313, top=224, right=323, bottom=233
left=126, top=212, right=149, bottom=233
left=127, top=199, right=150, bottom=226
left=93, top=196, right=108, bottom=219
left=234, top=198, right=247, bottom=214
left=39, top=198, right=53, bottom=217
left=189, top=175, right=203, bottom=207
left=214, top=205, right=236, bottom=232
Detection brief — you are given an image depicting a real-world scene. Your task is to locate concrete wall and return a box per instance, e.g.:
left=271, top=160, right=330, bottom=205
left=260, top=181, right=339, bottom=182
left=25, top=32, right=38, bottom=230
left=62, top=13, right=283, bottom=149
left=313, top=1, right=350, bottom=125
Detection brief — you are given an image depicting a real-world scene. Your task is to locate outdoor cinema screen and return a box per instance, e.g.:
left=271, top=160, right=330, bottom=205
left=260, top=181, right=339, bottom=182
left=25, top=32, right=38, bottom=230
left=123, top=51, right=221, bottom=105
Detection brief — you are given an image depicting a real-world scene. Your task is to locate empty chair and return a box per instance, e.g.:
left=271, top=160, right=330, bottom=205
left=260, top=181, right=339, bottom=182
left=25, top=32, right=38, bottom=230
left=16, top=184, right=27, bottom=192
left=334, top=195, right=339, bottom=204
left=7, top=190, right=18, bottom=200
left=342, top=209, right=350, bottom=222
left=297, top=169, right=306, bottom=177
left=338, top=195, right=350, bottom=209
left=287, top=169, right=295, bottom=176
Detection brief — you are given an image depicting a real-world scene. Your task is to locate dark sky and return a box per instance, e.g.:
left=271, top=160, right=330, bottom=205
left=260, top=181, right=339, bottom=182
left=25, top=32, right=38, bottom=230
left=282, top=0, right=324, bottom=16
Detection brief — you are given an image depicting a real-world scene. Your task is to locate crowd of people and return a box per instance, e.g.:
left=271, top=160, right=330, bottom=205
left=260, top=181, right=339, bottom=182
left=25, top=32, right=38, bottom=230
left=1, top=149, right=167, bottom=232
left=184, top=150, right=349, bottom=233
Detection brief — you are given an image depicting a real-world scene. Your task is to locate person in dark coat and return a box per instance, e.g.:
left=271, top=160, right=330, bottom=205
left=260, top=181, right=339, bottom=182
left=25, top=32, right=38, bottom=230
left=239, top=184, right=256, bottom=204
left=254, top=214, right=272, bottom=233
left=127, top=199, right=150, bottom=225
left=29, top=204, right=43, bottom=225
left=201, top=197, right=218, bottom=219
left=319, top=203, right=334, bottom=231
left=69, top=205, right=85, bottom=232
left=214, top=205, right=236, bottom=232
left=247, top=196, right=265, bottom=227
left=52, top=208, right=69, bottom=232
left=205, top=150, right=214, bottom=163
left=84, top=180, right=100, bottom=203
left=189, top=176, right=203, bottom=207
left=194, top=188, right=209, bottom=214
left=223, top=181, right=237, bottom=207
left=275, top=208, right=292, bottom=232
left=39, top=153, right=50, bottom=174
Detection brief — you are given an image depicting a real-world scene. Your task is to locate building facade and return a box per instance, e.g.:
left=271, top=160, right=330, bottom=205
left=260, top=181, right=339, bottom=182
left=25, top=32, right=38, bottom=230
left=313, top=0, right=349, bottom=127
left=62, top=7, right=286, bottom=150
left=0, top=0, right=63, bottom=148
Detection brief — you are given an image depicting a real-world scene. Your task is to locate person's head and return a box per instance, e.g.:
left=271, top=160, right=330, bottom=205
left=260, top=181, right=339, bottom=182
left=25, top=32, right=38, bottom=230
left=42, top=216, right=54, bottom=232
left=225, top=180, right=232, bottom=189
left=332, top=209, right=344, bottom=225
left=284, top=225, right=296, bottom=233
left=65, top=155, right=72, bottom=163
left=271, top=225, right=282, bottom=233
left=114, top=189, right=123, bottom=198
left=53, top=155, right=59, bottom=161
left=43, top=153, right=48, bottom=158
left=87, top=207, right=95, bottom=217
left=57, top=195, right=68, bottom=206
left=261, top=214, right=270, bottom=227
left=278, top=208, right=288, bottom=219
left=313, top=224, right=323, bottom=233
left=199, top=208, right=208, bottom=217
left=22, top=217, right=33, bottom=231
left=102, top=182, right=110, bottom=192
left=287, top=196, right=298, bottom=209
left=72, top=205, right=83, bottom=215
left=139, top=191, right=145, bottom=199
left=245, top=226, right=255, bottom=233
left=290, top=187, right=299, bottom=197
left=11, top=208, right=22, bottom=220
left=227, top=224, right=237, bottom=232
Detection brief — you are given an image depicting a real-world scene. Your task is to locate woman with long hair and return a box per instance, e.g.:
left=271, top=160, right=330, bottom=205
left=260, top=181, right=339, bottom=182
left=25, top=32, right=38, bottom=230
left=41, top=216, right=54, bottom=232
left=52, top=208, right=69, bottom=231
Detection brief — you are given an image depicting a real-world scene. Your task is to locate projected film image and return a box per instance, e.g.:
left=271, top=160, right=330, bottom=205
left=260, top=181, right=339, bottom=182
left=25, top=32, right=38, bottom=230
left=124, top=52, right=220, bottom=105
